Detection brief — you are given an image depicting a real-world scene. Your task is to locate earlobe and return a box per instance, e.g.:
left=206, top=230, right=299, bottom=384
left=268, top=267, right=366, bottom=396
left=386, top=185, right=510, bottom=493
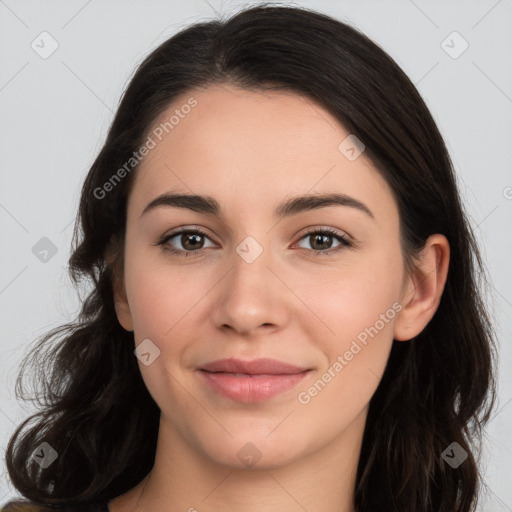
left=113, top=285, right=134, bottom=332
left=393, top=234, right=450, bottom=342
left=105, top=241, right=134, bottom=333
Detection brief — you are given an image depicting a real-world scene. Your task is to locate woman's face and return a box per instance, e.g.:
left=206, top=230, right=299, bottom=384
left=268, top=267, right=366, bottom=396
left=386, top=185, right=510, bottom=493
left=115, top=84, right=409, bottom=469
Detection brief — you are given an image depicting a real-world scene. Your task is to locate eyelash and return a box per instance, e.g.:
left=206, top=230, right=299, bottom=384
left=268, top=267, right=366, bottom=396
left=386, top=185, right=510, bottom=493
left=156, top=226, right=353, bottom=258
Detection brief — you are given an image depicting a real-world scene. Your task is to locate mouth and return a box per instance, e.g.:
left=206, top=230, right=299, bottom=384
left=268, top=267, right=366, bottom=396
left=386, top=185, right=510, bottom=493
left=197, top=358, right=311, bottom=403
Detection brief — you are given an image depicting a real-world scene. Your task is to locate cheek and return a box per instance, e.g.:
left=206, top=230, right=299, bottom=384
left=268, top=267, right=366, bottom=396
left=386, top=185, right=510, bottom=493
left=123, top=247, right=205, bottom=402
left=123, top=244, right=205, bottom=339
left=298, top=245, right=403, bottom=340
left=293, top=244, right=402, bottom=406
left=294, top=259, right=401, bottom=430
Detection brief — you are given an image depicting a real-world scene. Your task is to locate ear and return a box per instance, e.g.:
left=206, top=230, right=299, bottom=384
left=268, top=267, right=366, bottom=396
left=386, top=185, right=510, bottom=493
left=105, top=241, right=134, bottom=332
left=394, top=234, right=450, bottom=341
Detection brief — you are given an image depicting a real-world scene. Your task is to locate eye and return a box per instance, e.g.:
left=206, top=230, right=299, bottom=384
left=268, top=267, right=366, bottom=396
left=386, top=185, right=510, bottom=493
left=295, top=227, right=352, bottom=257
left=156, top=227, right=216, bottom=257
left=155, top=226, right=353, bottom=258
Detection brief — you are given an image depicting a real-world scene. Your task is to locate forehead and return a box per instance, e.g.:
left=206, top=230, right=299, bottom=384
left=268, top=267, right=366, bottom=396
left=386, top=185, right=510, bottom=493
left=127, top=84, right=394, bottom=223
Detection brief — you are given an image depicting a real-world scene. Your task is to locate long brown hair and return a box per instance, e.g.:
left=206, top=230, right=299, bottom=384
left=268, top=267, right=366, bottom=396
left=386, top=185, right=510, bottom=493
left=3, top=4, right=496, bottom=511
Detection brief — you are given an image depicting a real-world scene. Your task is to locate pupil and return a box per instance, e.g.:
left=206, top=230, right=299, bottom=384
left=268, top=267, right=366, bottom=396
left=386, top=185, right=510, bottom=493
left=183, top=233, right=202, bottom=250
left=313, top=234, right=331, bottom=250
left=180, top=233, right=333, bottom=251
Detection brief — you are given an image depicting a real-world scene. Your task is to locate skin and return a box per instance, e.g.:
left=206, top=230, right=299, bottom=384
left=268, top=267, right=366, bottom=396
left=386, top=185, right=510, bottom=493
left=107, top=84, right=449, bottom=512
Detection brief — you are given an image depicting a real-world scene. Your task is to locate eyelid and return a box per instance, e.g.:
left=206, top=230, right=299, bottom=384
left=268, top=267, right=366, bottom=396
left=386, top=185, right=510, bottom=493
left=159, top=224, right=353, bottom=242
left=161, top=225, right=216, bottom=240
left=293, top=226, right=353, bottom=254
left=157, top=225, right=218, bottom=248
left=156, top=224, right=355, bottom=256
left=296, top=225, right=353, bottom=241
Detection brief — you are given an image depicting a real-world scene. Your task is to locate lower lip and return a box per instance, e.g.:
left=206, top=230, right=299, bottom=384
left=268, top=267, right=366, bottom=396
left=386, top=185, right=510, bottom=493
left=198, top=370, right=311, bottom=403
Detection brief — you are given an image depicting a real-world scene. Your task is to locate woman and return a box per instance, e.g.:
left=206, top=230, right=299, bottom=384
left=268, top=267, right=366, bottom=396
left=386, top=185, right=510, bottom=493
left=2, top=4, right=496, bottom=512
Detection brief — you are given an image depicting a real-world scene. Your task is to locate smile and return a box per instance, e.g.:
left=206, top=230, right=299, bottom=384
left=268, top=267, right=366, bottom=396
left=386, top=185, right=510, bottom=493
left=198, top=370, right=311, bottom=403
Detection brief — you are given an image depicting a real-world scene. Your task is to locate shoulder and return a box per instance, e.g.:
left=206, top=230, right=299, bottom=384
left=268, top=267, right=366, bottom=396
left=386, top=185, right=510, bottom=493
left=1, top=499, right=109, bottom=512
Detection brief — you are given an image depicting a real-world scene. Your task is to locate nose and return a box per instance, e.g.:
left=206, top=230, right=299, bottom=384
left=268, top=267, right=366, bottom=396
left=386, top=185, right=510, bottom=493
left=210, top=241, right=290, bottom=337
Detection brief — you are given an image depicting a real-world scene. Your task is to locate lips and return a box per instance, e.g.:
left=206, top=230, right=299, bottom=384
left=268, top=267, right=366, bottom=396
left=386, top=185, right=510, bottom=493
left=198, top=358, right=311, bottom=403
left=200, top=357, right=308, bottom=375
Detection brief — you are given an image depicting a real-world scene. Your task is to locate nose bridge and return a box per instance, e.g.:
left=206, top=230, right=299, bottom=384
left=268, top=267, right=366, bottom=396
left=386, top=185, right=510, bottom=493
left=211, top=233, right=285, bottom=333
left=229, top=233, right=274, bottom=300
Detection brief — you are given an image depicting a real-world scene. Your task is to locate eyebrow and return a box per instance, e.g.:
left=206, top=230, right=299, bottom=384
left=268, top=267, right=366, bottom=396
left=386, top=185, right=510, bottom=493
left=140, top=191, right=374, bottom=220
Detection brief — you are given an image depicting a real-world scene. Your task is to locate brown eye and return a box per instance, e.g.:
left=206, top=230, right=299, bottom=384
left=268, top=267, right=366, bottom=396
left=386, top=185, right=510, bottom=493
left=180, top=232, right=205, bottom=250
left=308, top=233, right=334, bottom=251
left=296, top=227, right=352, bottom=256
left=157, top=228, right=215, bottom=256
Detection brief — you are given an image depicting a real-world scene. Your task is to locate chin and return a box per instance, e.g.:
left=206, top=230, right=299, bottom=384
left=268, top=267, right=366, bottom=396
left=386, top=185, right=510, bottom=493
left=198, top=431, right=309, bottom=471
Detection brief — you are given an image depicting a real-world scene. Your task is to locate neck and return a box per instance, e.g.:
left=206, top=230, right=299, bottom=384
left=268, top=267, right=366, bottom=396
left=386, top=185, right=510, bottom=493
left=112, top=407, right=367, bottom=512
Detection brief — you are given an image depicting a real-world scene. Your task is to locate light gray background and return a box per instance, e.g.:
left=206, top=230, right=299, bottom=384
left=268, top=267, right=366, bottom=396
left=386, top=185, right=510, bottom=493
left=1, top=0, right=511, bottom=510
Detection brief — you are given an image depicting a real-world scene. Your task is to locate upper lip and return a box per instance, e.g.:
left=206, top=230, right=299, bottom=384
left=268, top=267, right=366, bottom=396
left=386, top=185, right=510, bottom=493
left=199, top=358, right=309, bottom=375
